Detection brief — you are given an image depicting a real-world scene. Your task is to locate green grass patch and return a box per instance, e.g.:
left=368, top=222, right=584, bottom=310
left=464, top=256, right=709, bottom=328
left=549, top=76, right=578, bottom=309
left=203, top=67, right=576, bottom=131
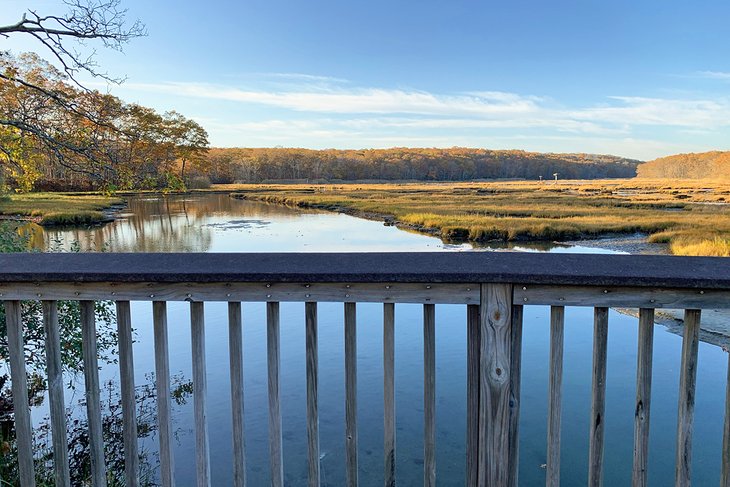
left=0, top=192, right=123, bottom=226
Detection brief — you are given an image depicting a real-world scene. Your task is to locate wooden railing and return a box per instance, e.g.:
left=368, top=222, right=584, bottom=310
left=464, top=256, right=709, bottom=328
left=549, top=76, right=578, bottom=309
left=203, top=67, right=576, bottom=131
left=1, top=252, right=730, bottom=487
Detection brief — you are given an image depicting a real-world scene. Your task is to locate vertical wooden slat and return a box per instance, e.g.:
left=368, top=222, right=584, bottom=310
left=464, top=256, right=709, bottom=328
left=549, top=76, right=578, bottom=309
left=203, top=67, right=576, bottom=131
left=228, top=302, right=246, bottom=487
left=116, top=301, right=139, bottom=487
left=546, top=305, right=565, bottom=487
left=81, top=300, right=107, bottom=487
left=43, top=301, right=71, bottom=487
left=466, top=304, right=480, bottom=487
left=722, top=349, right=730, bottom=487
left=588, top=307, right=609, bottom=487
left=5, top=301, right=36, bottom=487
left=632, top=308, right=654, bottom=487
left=267, top=301, right=284, bottom=487
left=191, top=301, right=211, bottom=487
left=508, top=304, right=524, bottom=487
left=384, top=303, right=396, bottom=487
left=423, top=304, right=436, bottom=487
left=675, top=309, right=700, bottom=487
left=345, top=302, right=359, bottom=487
left=153, top=301, right=175, bottom=487
left=478, top=284, right=513, bottom=486
left=305, top=302, right=320, bottom=487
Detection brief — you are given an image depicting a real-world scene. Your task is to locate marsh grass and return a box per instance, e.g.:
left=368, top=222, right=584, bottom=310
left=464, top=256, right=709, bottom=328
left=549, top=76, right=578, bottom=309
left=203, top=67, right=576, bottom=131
left=671, top=237, right=730, bottom=257
left=0, top=193, right=122, bottom=226
left=223, top=179, right=730, bottom=256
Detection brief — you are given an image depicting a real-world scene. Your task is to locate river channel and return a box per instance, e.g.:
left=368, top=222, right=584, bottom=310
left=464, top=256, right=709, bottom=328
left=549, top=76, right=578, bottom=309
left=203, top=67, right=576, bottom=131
left=20, top=193, right=729, bottom=486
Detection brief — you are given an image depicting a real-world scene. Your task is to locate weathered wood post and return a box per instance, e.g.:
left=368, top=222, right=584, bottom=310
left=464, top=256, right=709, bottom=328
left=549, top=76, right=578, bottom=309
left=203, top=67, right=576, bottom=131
left=478, top=283, right=513, bottom=486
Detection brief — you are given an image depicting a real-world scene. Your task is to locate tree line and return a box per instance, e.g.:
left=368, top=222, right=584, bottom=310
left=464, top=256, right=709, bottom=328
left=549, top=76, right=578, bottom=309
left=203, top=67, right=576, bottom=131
left=204, top=147, right=640, bottom=183
left=0, top=52, right=208, bottom=192
left=637, top=151, right=730, bottom=180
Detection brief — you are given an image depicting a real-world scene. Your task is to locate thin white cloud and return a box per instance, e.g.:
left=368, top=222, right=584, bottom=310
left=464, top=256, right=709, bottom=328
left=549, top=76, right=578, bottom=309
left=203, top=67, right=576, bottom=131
left=103, top=75, right=730, bottom=159
left=253, top=72, right=350, bottom=84
left=122, top=82, right=541, bottom=116
left=121, top=81, right=730, bottom=132
left=697, top=71, right=730, bottom=80
left=572, top=96, right=730, bottom=128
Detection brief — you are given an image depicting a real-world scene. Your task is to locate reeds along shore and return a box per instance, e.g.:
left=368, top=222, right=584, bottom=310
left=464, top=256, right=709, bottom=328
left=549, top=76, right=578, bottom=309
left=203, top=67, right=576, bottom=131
left=0, top=193, right=123, bottom=226
left=225, top=179, right=730, bottom=256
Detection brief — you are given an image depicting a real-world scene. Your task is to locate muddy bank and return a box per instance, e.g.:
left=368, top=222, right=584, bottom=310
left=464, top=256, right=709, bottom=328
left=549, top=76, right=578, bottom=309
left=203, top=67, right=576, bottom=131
left=618, top=308, right=730, bottom=350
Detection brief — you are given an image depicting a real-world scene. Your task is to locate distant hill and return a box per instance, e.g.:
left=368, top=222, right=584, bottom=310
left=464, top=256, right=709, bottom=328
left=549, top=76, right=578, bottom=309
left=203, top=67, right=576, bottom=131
left=203, top=147, right=640, bottom=183
left=637, top=151, right=730, bottom=179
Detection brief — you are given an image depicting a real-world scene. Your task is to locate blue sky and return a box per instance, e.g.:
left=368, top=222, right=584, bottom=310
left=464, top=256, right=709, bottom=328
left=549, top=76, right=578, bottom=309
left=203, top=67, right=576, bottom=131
left=3, top=0, right=730, bottom=160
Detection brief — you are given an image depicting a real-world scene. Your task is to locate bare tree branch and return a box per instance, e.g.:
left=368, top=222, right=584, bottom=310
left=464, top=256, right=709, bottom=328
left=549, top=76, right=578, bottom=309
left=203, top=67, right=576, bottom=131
left=0, top=0, right=146, bottom=84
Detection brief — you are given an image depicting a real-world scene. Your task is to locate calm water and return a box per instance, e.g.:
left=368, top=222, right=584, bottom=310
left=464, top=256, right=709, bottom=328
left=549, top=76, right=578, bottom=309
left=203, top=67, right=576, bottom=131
left=23, top=194, right=729, bottom=486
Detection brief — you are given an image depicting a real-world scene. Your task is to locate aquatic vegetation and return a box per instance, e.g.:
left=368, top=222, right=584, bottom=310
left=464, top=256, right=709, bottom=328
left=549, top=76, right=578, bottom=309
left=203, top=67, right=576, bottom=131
left=226, top=179, right=730, bottom=256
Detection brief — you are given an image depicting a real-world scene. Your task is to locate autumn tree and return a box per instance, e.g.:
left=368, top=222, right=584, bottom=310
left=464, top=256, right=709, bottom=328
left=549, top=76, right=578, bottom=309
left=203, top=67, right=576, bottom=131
left=162, top=111, right=209, bottom=183
left=0, top=0, right=145, bottom=186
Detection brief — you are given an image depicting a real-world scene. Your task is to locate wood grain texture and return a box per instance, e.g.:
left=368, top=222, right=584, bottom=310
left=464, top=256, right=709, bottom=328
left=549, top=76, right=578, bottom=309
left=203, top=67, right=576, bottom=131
left=508, top=304, right=523, bottom=487
left=478, top=284, right=513, bottom=486
left=384, top=303, right=396, bottom=487
left=5, top=280, right=729, bottom=309
left=81, top=300, right=107, bottom=487
left=466, top=304, right=480, bottom=487
left=588, top=307, right=608, bottom=487
left=153, top=301, right=175, bottom=487
left=423, top=304, right=436, bottom=487
left=345, top=302, right=359, bottom=487
left=5, top=301, right=36, bottom=487
left=0, top=281, right=478, bottom=304
left=546, top=306, right=565, bottom=487
left=116, top=301, right=139, bottom=487
left=723, top=350, right=730, bottom=487
left=228, top=302, right=246, bottom=487
left=43, top=301, right=71, bottom=487
left=632, top=308, right=654, bottom=487
left=515, top=285, right=730, bottom=309
left=191, top=301, right=211, bottom=487
left=4, top=251, right=730, bottom=289
left=305, top=302, right=320, bottom=487
left=675, top=309, right=700, bottom=487
left=267, top=301, right=284, bottom=487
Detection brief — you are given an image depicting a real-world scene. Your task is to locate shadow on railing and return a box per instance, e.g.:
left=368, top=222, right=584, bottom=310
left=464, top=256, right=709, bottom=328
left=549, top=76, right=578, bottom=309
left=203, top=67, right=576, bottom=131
left=1, top=252, right=730, bottom=487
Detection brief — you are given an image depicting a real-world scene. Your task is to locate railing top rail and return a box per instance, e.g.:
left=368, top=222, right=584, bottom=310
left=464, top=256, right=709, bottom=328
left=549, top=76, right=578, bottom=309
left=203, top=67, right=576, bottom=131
left=1, top=252, right=729, bottom=290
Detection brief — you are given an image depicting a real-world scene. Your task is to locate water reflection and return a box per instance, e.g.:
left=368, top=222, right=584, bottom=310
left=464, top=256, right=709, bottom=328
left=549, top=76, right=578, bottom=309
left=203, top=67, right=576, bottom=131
left=12, top=193, right=726, bottom=486
left=21, top=193, right=472, bottom=252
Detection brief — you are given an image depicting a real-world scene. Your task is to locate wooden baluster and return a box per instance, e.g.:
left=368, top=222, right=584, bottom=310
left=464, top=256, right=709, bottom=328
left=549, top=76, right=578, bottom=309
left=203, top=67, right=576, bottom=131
left=191, top=301, right=211, bottom=487
left=478, top=284, right=513, bottom=486
left=675, top=309, right=700, bottom=487
left=116, top=301, right=139, bottom=487
left=588, top=307, right=609, bottom=487
left=43, top=301, right=71, bottom=487
left=720, top=348, right=730, bottom=487
left=384, top=303, right=396, bottom=487
left=466, top=304, right=480, bottom=487
left=423, top=304, right=436, bottom=487
left=508, top=304, right=524, bottom=487
left=306, top=302, right=320, bottom=487
left=228, top=302, right=246, bottom=487
left=153, top=302, right=175, bottom=487
left=722, top=348, right=730, bottom=487
left=632, top=308, right=654, bottom=487
left=81, top=301, right=107, bottom=487
left=5, top=301, right=36, bottom=487
left=345, top=302, right=358, bottom=487
left=267, top=301, right=284, bottom=487
left=546, top=305, right=565, bottom=487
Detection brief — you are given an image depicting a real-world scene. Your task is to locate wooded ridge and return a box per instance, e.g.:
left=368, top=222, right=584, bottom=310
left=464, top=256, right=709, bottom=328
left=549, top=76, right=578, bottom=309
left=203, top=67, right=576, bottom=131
left=204, top=147, right=640, bottom=183
left=637, top=151, right=730, bottom=180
